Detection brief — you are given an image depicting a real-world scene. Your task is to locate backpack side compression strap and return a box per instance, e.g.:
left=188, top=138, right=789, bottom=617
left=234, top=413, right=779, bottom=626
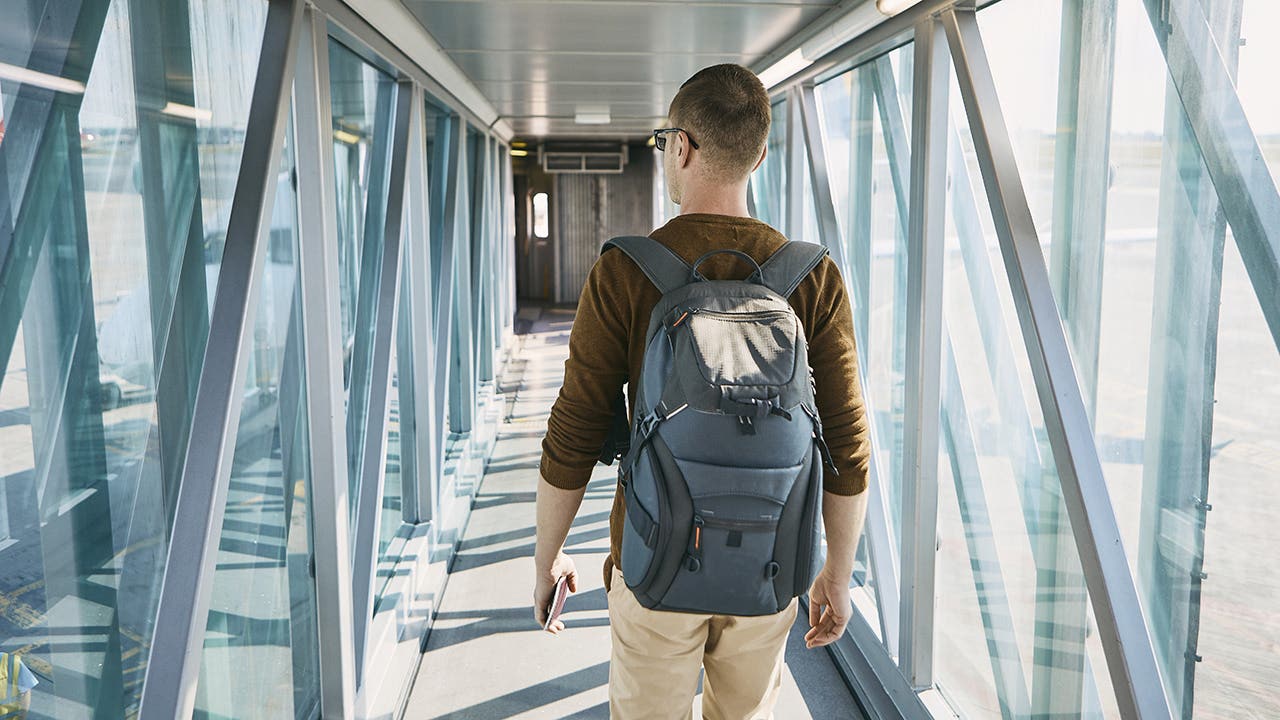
left=601, top=236, right=692, bottom=295
left=594, top=236, right=692, bottom=466
left=757, top=241, right=829, bottom=298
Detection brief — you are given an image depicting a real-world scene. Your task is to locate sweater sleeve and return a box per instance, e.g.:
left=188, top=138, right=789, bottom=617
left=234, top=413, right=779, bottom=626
left=539, top=252, right=630, bottom=489
left=795, top=257, right=871, bottom=495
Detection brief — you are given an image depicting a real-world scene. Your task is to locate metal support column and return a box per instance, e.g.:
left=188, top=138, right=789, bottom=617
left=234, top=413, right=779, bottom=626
left=292, top=7, right=358, bottom=716
left=897, top=15, right=948, bottom=691
left=849, top=74, right=875, bottom=343
left=786, top=89, right=806, bottom=241
left=404, top=85, right=439, bottom=526
left=434, top=114, right=463, bottom=477
left=351, top=79, right=414, bottom=686
left=449, top=123, right=477, bottom=435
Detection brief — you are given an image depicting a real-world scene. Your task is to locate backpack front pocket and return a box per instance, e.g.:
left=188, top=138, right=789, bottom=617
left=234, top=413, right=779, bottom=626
left=654, top=460, right=803, bottom=616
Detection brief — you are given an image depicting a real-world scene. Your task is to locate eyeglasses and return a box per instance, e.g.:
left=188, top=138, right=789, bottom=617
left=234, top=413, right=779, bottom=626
left=653, top=127, right=699, bottom=152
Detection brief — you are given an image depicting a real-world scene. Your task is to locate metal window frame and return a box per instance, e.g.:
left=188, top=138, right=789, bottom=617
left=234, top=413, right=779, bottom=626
left=448, top=122, right=478, bottom=436
left=137, top=1, right=305, bottom=717
left=434, top=112, right=464, bottom=472
left=860, top=26, right=1043, bottom=709
left=7, top=0, right=520, bottom=717
left=796, top=74, right=902, bottom=660
left=1139, top=0, right=1280, bottom=353
left=293, top=6, right=359, bottom=717
left=897, top=15, right=948, bottom=690
left=786, top=90, right=807, bottom=240
left=405, top=83, right=440, bottom=527
left=822, top=601, right=933, bottom=719
left=770, top=2, right=1187, bottom=717
left=350, top=76, right=415, bottom=688
left=940, top=7, right=1173, bottom=718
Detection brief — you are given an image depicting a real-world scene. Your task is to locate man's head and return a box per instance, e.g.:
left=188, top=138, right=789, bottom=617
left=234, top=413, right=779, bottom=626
left=661, top=64, right=770, bottom=205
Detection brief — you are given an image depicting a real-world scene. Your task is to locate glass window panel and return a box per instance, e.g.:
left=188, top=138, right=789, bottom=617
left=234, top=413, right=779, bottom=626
left=375, top=243, right=413, bottom=609
left=0, top=0, right=266, bottom=715
left=970, top=0, right=1280, bottom=716
left=424, top=99, right=451, bottom=309
left=811, top=49, right=915, bottom=645
left=935, top=66, right=1121, bottom=719
left=328, top=38, right=398, bottom=536
left=1237, top=1, right=1280, bottom=188
left=751, top=100, right=788, bottom=229
left=194, top=119, right=320, bottom=720
left=815, top=46, right=913, bottom=562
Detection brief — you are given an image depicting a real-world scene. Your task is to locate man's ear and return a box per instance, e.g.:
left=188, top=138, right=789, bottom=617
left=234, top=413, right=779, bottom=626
left=677, top=133, right=694, bottom=169
left=751, top=144, right=767, bottom=173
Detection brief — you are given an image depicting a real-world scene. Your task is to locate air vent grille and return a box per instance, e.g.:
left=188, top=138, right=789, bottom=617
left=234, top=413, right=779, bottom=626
left=539, top=143, right=628, bottom=174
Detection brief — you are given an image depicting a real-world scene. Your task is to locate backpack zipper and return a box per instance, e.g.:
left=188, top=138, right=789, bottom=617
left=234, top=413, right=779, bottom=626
left=695, top=514, right=778, bottom=531
left=687, top=308, right=791, bottom=322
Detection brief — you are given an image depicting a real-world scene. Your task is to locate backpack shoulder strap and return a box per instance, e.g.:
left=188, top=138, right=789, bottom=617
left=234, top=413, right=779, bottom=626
left=601, top=236, right=691, bottom=295
left=757, top=241, right=829, bottom=298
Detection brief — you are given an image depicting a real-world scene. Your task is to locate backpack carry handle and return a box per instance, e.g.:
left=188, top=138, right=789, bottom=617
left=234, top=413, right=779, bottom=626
left=689, top=249, right=764, bottom=284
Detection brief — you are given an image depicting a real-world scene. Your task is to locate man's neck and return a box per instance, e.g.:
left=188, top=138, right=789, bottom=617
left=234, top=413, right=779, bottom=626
left=677, top=181, right=752, bottom=218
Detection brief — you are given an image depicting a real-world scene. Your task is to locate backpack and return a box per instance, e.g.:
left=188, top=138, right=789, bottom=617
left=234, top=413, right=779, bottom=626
left=601, top=235, right=837, bottom=616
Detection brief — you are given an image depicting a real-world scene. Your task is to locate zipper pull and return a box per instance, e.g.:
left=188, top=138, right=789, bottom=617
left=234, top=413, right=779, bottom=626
left=686, top=516, right=705, bottom=572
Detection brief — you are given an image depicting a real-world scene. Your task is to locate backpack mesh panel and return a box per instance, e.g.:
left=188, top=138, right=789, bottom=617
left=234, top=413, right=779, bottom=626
left=687, top=312, right=797, bottom=387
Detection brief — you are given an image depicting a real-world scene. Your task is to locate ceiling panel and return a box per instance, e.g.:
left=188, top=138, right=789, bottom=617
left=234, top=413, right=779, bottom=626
left=404, top=2, right=828, bottom=56
left=449, top=52, right=756, bottom=85
left=399, top=0, right=839, bottom=139
left=477, top=81, right=685, bottom=103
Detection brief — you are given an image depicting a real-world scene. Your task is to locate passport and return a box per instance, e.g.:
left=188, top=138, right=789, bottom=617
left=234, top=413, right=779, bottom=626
left=543, top=575, right=570, bottom=631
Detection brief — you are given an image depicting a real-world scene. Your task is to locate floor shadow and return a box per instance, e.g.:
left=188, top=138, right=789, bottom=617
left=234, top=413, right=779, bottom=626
left=427, top=661, right=610, bottom=720
left=448, top=526, right=611, bottom=573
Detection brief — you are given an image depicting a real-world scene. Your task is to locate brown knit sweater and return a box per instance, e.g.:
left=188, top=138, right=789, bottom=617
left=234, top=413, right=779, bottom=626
left=539, top=213, right=872, bottom=589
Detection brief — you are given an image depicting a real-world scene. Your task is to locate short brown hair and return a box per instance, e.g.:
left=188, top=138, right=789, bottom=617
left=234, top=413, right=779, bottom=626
left=668, top=64, right=770, bottom=180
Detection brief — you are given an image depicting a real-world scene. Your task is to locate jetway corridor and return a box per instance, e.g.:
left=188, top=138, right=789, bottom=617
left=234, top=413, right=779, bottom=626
left=0, top=0, right=1278, bottom=719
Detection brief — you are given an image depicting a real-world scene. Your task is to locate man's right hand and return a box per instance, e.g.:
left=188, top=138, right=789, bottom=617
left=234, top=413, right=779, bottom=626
left=533, top=551, right=578, bottom=634
left=804, top=564, right=852, bottom=649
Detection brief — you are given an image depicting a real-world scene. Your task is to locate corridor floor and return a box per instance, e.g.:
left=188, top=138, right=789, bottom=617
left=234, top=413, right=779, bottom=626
left=402, top=305, right=860, bottom=719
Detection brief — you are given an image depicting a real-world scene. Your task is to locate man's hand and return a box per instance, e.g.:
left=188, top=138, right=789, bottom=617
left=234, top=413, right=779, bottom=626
left=805, top=564, right=852, bottom=649
left=533, top=550, right=578, bottom=634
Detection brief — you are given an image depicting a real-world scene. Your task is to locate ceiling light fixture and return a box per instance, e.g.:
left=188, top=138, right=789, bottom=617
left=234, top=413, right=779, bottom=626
left=574, top=105, right=611, bottom=125
left=333, top=129, right=361, bottom=145
left=798, top=2, right=885, bottom=64
left=757, top=0, right=926, bottom=89
left=161, top=101, right=213, bottom=123
left=875, top=0, right=925, bottom=16
left=510, top=148, right=529, bottom=157
left=0, top=61, right=86, bottom=95
left=757, top=49, right=812, bottom=90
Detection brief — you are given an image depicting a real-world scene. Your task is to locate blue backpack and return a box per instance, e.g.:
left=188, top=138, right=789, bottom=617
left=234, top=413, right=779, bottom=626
left=601, top=235, right=836, bottom=616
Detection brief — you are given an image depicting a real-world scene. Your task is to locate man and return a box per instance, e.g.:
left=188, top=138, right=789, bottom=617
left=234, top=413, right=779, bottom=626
left=534, top=63, right=871, bottom=719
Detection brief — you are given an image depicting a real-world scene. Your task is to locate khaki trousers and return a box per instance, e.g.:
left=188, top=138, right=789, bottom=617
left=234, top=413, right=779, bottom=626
left=607, top=568, right=798, bottom=720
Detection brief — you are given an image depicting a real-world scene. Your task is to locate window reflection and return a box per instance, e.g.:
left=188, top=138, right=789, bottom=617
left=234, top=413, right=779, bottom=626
left=328, top=39, right=398, bottom=537
left=193, top=119, right=320, bottom=720
left=0, top=0, right=268, bottom=715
